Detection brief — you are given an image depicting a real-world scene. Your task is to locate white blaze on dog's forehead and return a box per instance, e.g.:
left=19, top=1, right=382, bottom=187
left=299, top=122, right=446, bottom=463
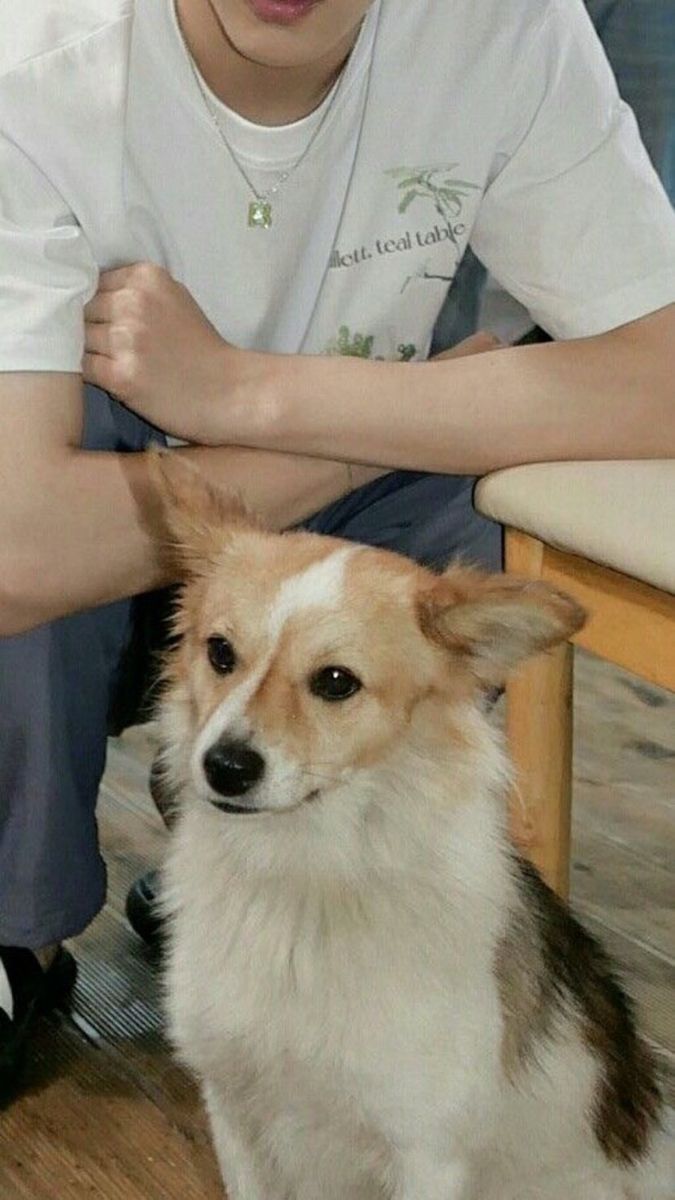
left=267, top=545, right=356, bottom=641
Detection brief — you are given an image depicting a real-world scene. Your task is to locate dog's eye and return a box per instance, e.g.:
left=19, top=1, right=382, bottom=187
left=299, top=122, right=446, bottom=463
left=310, top=666, right=362, bottom=702
left=207, top=635, right=236, bottom=675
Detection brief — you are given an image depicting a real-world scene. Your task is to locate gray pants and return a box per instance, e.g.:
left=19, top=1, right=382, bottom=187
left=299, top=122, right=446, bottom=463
left=0, top=386, right=501, bottom=950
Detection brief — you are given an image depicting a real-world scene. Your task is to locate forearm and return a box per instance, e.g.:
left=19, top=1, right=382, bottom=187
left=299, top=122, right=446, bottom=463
left=178, top=444, right=383, bottom=528
left=2, top=443, right=381, bottom=636
left=215, top=305, right=675, bottom=472
left=2, top=445, right=167, bottom=635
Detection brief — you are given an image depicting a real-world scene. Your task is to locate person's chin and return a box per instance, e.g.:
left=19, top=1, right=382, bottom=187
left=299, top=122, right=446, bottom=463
left=216, top=0, right=332, bottom=69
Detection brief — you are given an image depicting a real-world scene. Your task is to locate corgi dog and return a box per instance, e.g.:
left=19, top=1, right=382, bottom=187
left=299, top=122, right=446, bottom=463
left=152, top=453, right=673, bottom=1200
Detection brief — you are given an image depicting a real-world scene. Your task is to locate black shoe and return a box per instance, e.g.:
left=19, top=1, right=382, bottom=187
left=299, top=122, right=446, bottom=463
left=0, top=945, right=77, bottom=1109
left=125, top=870, right=164, bottom=949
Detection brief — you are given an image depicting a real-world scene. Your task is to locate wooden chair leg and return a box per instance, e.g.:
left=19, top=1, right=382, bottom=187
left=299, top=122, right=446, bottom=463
left=505, top=531, right=574, bottom=898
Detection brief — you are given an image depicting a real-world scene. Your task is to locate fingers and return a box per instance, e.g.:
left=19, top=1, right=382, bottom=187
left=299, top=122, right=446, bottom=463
left=96, top=262, right=168, bottom=291
left=83, top=322, right=112, bottom=356
left=95, top=266, right=135, bottom=292
left=83, top=292, right=115, bottom=323
left=84, top=262, right=166, bottom=327
left=431, top=331, right=504, bottom=361
left=83, top=286, right=141, bottom=352
left=82, top=351, right=118, bottom=394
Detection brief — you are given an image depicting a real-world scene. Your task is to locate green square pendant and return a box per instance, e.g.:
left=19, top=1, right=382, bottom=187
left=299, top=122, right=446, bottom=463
left=248, top=200, right=272, bottom=229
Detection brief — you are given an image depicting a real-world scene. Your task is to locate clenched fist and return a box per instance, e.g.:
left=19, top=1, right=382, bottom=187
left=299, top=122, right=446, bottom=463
left=83, top=262, right=239, bottom=442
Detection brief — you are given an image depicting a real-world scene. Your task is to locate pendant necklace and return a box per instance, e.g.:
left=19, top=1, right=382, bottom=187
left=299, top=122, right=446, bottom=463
left=187, top=53, right=348, bottom=229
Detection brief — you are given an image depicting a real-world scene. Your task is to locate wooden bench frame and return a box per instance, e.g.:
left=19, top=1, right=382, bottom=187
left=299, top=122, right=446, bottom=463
left=505, top=528, right=675, bottom=898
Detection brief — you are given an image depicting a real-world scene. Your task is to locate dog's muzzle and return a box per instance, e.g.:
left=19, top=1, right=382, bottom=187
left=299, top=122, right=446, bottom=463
left=203, top=739, right=265, bottom=813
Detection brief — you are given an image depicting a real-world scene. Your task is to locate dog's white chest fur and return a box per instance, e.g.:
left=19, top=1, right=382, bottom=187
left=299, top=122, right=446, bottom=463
left=162, top=787, right=672, bottom=1200
left=165, top=817, right=503, bottom=1199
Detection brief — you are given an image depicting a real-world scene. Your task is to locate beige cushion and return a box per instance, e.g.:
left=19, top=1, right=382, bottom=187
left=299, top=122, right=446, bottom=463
left=475, top=461, right=675, bottom=594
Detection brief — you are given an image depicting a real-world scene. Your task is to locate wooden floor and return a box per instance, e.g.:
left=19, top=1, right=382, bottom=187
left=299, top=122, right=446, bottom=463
left=0, top=649, right=673, bottom=1199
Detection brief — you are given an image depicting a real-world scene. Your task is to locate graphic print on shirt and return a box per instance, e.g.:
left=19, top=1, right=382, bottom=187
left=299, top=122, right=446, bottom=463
left=386, top=164, right=480, bottom=292
left=323, top=326, right=417, bottom=360
left=322, top=164, right=479, bottom=359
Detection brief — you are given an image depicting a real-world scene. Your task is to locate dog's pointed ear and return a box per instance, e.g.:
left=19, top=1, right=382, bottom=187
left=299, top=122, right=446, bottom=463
left=147, top=446, right=263, bottom=573
left=418, top=566, right=585, bottom=685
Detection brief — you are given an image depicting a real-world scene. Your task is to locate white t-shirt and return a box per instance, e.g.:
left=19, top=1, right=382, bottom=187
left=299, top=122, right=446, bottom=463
left=181, top=0, right=380, bottom=352
left=1, top=0, right=674, bottom=374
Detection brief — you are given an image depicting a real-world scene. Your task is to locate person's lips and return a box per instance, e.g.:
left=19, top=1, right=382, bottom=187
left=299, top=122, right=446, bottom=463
left=246, top=0, right=319, bottom=26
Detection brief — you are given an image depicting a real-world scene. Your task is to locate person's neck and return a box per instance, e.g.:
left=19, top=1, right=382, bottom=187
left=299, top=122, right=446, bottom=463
left=175, top=0, right=360, bottom=126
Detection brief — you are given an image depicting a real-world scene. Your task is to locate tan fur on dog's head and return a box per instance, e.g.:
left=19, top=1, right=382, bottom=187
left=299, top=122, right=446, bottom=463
left=148, top=446, right=264, bottom=575
left=152, top=453, right=585, bottom=819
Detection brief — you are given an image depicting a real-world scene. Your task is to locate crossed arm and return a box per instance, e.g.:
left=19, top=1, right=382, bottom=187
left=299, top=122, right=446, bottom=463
left=1, top=262, right=673, bottom=636
left=82, top=265, right=675, bottom=472
left=0, top=373, right=387, bottom=636
left=0, top=334, right=478, bottom=636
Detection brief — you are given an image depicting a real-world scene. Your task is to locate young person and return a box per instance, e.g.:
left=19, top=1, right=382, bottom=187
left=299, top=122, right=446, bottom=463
left=0, top=0, right=673, bottom=1104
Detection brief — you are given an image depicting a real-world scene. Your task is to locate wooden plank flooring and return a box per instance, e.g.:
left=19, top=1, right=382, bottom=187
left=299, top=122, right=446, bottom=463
left=0, top=649, right=673, bottom=1198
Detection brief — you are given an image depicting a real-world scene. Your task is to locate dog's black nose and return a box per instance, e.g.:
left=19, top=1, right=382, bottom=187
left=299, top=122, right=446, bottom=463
left=203, top=741, right=265, bottom=797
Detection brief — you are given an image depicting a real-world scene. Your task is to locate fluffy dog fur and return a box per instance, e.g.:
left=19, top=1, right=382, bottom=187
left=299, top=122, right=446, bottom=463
left=153, top=453, right=673, bottom=1200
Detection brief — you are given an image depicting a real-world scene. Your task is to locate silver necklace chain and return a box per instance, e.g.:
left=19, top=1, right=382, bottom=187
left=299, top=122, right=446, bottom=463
left=187, top=54, right=346, bottom=229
